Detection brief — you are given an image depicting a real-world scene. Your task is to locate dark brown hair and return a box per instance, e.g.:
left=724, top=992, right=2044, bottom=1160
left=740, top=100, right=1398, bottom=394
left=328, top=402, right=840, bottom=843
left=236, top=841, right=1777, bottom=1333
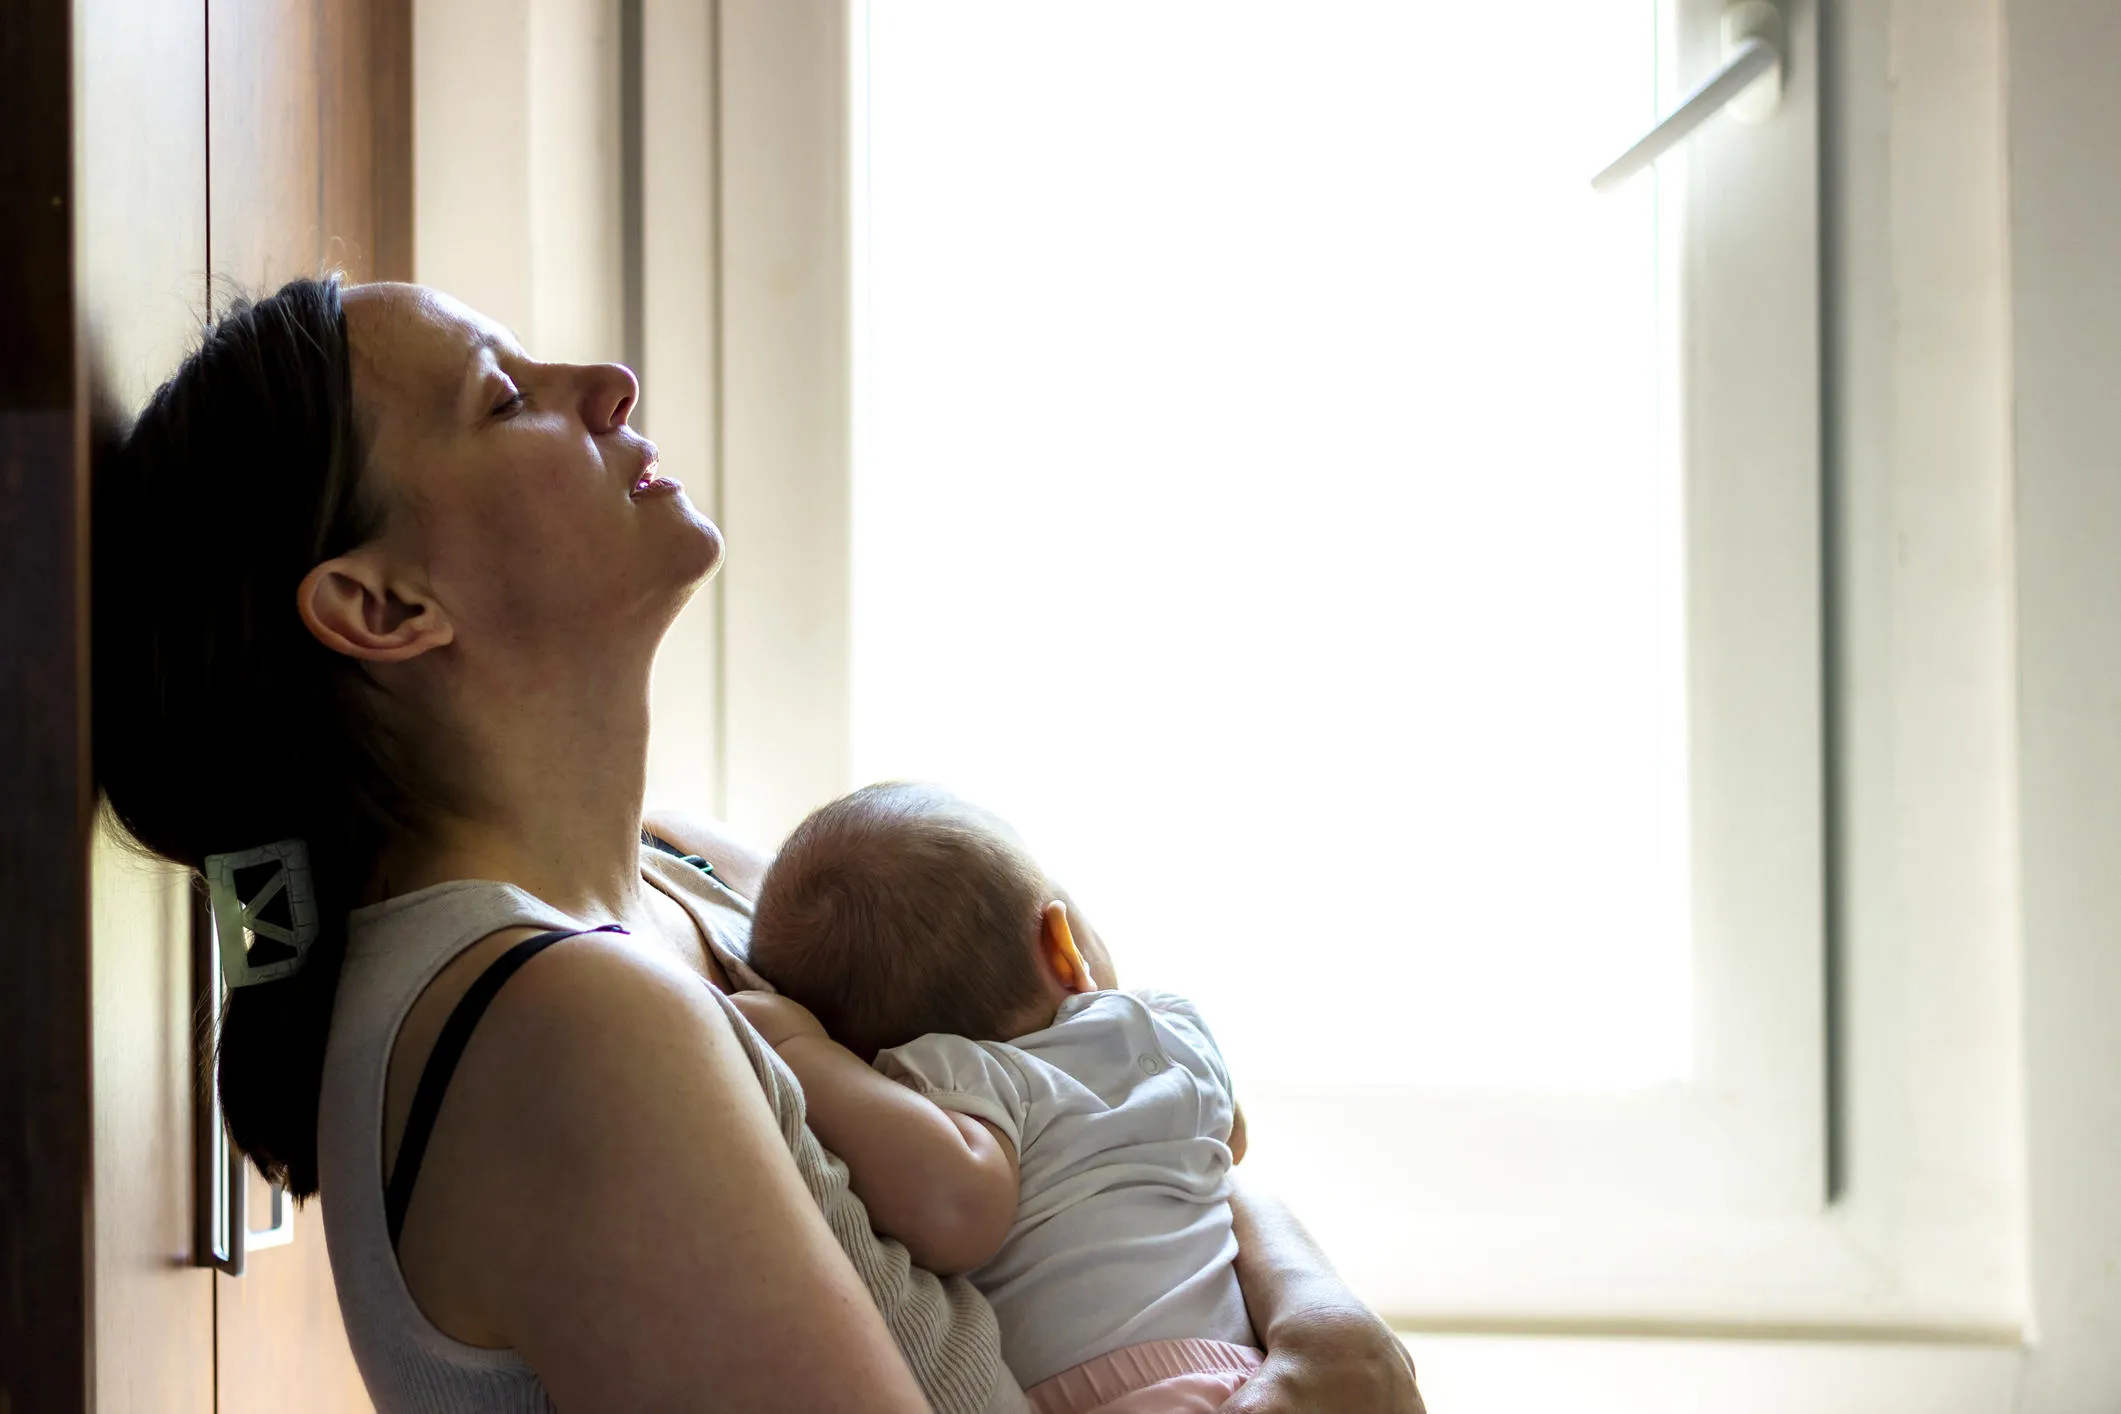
left=92, top=275, right=418, bottom=1197
left=749, top=782, right=1054, bottom=1059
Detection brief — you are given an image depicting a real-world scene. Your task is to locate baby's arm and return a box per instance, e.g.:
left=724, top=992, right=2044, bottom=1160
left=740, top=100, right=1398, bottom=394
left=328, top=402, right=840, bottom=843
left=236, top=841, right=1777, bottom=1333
left=728, top=993, right=1019, bottom=1276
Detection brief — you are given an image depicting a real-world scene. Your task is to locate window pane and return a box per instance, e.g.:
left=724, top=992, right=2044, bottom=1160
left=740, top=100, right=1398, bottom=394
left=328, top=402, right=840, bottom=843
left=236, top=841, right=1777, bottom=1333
left=852, top=1, right=1690, bottom=1089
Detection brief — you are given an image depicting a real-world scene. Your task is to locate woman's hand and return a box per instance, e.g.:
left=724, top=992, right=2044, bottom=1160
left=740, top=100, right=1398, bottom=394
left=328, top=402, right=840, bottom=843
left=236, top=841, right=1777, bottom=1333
left=1220, top=1307, right=1424, bottom=1414
left=728, top=990, right=830, bottom=1049
left=1225, top=1180, right=1427, bottom=1414
left=641, top=808, right=775, bottom=897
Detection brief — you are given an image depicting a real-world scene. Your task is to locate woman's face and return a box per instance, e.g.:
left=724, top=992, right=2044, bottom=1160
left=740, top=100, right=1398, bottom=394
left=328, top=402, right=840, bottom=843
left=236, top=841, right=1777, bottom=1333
left=340, top=283, right=722, bottom=661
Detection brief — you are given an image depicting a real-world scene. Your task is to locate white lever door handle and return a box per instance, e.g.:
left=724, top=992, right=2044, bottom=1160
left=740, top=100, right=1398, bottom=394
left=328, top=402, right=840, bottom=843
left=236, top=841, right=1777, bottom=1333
left=1593, top=1, right=1783, bottom=193
left=204, top=1122, right=297, bottom=1276
left=193, top=896, right=296, bottom=1276
left=244, top=1169, right=298, bottom=1251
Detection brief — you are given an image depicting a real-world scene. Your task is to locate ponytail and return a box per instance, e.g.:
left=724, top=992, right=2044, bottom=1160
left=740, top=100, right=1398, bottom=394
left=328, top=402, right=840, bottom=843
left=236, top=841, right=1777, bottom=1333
left=93, top=276, right=408, bottom=1196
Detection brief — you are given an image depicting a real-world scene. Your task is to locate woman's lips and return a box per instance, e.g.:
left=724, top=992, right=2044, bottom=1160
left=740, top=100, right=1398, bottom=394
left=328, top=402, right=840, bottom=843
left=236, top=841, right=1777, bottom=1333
left=630, top=452, right=681, bottom=499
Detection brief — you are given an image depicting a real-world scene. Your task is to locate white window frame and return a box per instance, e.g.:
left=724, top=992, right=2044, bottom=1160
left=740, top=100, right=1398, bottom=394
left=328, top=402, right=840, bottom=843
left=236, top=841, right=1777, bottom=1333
left=636, top=0, right=2027, bottom=1361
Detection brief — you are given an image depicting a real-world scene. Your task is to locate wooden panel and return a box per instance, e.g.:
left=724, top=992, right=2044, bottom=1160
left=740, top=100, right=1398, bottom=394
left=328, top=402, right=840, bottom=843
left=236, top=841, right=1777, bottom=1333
left=214, top=0, right=411, bottom=292
left=209, top=2, right=390, bottom=1406
left=0, top=0, right=76, bottom=410
left=319, top=0, right=413, bottom=282
left=210, top=0, right=324, bottom=297
left=366, top=0, right=414, bottom=281
left=217, top=1192, right=372, bottom=1414
left=78, top=0, right=213, bottom=401
left=318, top=0, right=377, bottom=278
left=90, top=822, right=217, bottom=1414
left=0, top=0, right=91, bottom=1410
left=0, top=417, right=93, bottom=1414
left=74, top=0, right=222, bottom=1409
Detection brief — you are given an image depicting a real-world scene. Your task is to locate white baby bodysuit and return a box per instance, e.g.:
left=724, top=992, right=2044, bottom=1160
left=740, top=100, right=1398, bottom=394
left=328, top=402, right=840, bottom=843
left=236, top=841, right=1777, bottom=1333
left=873, top=988, right=1255, bottom=1390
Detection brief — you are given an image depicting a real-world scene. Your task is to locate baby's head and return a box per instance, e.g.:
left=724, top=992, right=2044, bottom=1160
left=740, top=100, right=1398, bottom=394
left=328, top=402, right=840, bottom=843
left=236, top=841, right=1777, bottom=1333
left=749, top=783, right=1111, bottom=1059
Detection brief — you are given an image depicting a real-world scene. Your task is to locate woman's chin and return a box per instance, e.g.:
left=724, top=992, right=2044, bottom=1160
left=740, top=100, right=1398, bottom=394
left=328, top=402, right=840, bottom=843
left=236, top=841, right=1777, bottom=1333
left=636, top=525, right=725, bottom=640
left=680, top=513, right=727, bottom=585
left=650, top=496, right=726, bottom=584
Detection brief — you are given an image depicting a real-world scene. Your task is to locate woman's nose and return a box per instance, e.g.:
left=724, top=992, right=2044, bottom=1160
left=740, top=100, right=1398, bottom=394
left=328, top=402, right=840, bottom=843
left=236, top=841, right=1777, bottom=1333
left=583, top=362, right=640, bottom=432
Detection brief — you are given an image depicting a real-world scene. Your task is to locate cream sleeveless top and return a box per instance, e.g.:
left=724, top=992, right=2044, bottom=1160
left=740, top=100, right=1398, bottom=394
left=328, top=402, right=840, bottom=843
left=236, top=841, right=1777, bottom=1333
left=318, top=845, right=1026, bottom=1414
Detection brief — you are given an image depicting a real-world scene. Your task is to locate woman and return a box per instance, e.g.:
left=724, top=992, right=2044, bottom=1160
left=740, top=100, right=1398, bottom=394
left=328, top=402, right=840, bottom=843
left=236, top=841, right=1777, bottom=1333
left=93, top=276, right=1425, bottom=1413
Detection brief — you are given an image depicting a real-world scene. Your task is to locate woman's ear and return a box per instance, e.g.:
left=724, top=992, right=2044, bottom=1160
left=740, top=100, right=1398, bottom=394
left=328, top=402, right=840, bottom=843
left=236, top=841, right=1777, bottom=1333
left=1038, top=900, right=1097, bottom=996
left=296, top=551, right=454, bottom=662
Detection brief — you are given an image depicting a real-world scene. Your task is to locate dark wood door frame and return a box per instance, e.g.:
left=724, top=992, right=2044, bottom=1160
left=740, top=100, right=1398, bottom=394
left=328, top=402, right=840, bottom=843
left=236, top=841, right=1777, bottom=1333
left=0, top=0, right=93, bottom=1411
left=2, top=2, right=414, bottom=1408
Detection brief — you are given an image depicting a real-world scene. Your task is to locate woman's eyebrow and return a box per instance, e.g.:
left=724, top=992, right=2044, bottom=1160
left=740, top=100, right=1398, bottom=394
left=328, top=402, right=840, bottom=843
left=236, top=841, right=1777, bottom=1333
left=461, top=332, right=514, bottom=372
left=454, top=334, right=518, bottom=412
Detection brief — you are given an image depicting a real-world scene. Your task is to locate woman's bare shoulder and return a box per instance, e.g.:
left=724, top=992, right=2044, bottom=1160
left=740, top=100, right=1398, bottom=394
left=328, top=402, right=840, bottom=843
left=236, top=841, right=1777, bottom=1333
left=386, top=926, right=934, bottom=1410
left=386, top=931, right=745, bottom=1331
left=384, top=925, right=733, bottom=1170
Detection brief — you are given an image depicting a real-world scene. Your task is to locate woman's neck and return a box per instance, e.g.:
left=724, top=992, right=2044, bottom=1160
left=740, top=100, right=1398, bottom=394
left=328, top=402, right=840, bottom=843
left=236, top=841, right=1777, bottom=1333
left=368, top=645, right=663, bottom=927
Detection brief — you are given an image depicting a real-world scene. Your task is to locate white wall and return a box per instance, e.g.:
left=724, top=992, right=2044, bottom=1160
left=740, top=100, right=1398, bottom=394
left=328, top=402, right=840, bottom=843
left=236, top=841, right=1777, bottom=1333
left=637, top=1, right=724, bottom=817
left=413, top=0, right=624, bottom=362
left=414, top=0, right=723, bottom=813
left=412, top=0, right=532, bottom=336
left=526, top=0, right=626, bottom=362
left=2003, top=1, right=2121, bottom=1406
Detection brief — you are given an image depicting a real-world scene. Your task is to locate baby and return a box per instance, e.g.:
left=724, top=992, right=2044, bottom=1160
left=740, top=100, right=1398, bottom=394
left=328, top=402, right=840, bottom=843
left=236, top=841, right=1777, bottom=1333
left=729, top=782, right=1260, bottom=1414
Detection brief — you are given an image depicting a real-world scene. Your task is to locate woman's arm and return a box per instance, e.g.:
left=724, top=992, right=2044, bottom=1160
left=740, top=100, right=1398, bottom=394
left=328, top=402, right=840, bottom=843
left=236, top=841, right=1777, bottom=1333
left=642, top=807, right=775, bottom=897
left=1222, top=1179, right=1427, bottom=1414
left=398, top=933, right=934, bottom=1413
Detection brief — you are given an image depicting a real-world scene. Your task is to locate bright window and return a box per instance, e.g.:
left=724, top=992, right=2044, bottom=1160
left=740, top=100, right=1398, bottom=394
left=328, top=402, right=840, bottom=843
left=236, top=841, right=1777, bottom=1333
left=634, top=0, right=2029, bottom=1362
left=851, top=1, right=1691, bottom=1092
left=699, top=0, right=1858, bottom=1324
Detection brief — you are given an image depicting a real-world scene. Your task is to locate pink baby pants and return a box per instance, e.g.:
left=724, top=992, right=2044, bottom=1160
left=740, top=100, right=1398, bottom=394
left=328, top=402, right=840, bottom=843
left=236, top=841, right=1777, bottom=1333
left=1023, top=1338, right=1265, bottom=1414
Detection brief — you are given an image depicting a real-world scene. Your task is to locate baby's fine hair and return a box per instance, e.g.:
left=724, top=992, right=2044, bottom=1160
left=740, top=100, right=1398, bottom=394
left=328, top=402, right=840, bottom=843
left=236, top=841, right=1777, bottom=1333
left=749, top=782, right=1054, bottom=1060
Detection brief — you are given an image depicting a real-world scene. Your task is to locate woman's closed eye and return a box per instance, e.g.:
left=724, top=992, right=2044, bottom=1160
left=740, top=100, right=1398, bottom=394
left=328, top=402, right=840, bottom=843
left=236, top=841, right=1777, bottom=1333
left=489, top=387, right=525, bottom=419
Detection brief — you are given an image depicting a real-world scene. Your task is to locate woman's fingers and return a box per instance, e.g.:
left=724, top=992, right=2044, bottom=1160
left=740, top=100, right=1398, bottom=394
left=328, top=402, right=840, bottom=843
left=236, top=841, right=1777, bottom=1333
left=1216, top=1327, right=1427, bottom=1414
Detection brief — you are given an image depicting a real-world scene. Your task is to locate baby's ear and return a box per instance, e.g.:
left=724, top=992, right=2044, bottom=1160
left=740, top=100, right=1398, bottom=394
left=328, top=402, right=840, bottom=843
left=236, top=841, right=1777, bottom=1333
left=1038, top=900, right=1096, bottom=995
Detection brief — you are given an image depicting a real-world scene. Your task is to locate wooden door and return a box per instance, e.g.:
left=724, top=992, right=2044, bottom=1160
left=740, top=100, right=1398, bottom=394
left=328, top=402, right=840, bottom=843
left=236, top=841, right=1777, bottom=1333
left=209, top=0, right=413, bottom=292
left=0, top=1, right=407, bottom=1410
left=76, top=0, right=220, bottom=1407
left=204, top=2, right=408, bottom=1411
left=0, top=1, right=223, bottom=1410
left=0, top=0, right=98, bottom=1408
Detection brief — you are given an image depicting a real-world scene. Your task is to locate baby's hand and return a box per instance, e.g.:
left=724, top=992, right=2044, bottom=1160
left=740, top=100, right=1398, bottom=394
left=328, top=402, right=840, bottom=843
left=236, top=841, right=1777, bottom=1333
left=729, top=990, right=831, bottom=1050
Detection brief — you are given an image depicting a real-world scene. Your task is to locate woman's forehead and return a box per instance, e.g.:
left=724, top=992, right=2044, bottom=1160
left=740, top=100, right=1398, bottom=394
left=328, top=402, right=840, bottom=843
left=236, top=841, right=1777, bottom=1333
left=343, top=283, right=522, bottom=416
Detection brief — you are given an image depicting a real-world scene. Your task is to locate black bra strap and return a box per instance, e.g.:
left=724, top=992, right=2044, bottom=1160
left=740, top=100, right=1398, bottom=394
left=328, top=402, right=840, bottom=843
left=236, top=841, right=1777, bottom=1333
left=641, top=826, right=718, bottom=878
left=385, top=924, right=627, bottom=1249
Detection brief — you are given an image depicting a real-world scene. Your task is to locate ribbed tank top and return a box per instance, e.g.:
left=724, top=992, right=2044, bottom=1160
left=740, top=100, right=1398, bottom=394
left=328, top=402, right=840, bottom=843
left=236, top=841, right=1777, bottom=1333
left=317, top=844, right=1026, bottom=1414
